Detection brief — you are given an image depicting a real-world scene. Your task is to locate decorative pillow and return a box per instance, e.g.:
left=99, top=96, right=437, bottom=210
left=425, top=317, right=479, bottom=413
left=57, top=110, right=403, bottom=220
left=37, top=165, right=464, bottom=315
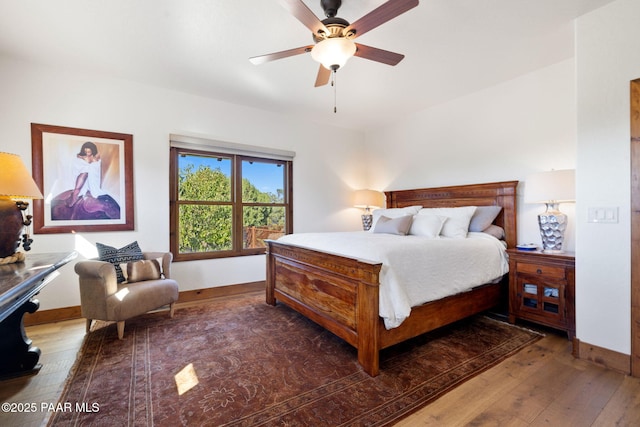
left=408, top=214, right=447, bottom=238
left=417, top=206, right=477, bottom=239
left=370, top=205, right=422, bottom=232
left=96, top=241, right=144, bottom=283
left=120, top=258, right=162, bottom=283
left=469, top=206, right=502, bottom=232
left=482, top=224, right=506, bottom=240
left=372, top=215, right=413, bottom=235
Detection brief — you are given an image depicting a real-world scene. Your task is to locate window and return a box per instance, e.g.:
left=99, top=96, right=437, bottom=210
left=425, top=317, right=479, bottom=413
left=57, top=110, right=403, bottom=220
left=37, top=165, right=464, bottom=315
left=170, top=146, right=292, bottom=261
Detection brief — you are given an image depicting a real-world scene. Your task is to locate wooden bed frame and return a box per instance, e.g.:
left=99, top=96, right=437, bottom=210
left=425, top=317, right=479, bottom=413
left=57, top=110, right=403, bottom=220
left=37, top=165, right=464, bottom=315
left=266, top=181, right=518, bottom=376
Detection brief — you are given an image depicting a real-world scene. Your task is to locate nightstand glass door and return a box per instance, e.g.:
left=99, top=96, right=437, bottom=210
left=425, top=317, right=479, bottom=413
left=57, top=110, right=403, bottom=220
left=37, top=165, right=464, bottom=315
left=523, top=283, right=538, bottom=308
left=543, top=286, right=559, bottom=314
left=517, top=278, right=564, bottom=323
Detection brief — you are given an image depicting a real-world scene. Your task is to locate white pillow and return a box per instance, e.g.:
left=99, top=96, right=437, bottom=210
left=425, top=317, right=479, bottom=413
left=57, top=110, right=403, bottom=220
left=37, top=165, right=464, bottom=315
left=469, top=206, right=502, bottom=232
left=417, top=206, right=477, bottom=238
left=482, top=224, right=505, bottom=240
left=373, top=215, right=413, bottom=235
left=370, top=205, right=422, bottom=232
left=408, top=214, right=447, bottom=238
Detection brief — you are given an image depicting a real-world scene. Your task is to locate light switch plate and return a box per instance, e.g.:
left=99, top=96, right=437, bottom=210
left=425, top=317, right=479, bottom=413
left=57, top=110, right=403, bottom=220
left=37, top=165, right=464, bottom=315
left=587, top=206, right=619, bottom=223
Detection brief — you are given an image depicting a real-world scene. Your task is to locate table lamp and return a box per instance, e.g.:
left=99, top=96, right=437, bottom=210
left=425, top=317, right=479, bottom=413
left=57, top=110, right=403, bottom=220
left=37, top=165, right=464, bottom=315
left=524, top=169, right=575, bottom=253
left=354, top=189, right=384, bottom=231
left=0, top=152, right=44, bottom=261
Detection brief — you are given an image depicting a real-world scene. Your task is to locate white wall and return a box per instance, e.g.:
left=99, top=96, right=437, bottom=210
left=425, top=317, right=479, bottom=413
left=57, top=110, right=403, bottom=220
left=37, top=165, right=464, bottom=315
left=575, top=0, right=640, bottom=355
left=365, top=59, right=578, bottom=251
left=0, top=57, right=366, bottom=311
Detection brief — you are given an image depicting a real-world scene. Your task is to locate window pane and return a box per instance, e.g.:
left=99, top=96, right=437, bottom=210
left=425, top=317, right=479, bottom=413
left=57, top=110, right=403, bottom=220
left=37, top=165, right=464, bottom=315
left=179, top=204, right=232, bottom=252
left=242, top=160, right=284, bottom=203
left=178, top=154, right=231, bottom=202
left=243, top=206, right=286, bottom=249
left=171, top=146, right=291, bottom=260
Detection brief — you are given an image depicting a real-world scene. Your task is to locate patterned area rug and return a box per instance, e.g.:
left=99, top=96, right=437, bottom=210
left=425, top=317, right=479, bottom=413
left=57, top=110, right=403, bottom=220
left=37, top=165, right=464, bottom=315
left=48, top=295, right=541, bottom=426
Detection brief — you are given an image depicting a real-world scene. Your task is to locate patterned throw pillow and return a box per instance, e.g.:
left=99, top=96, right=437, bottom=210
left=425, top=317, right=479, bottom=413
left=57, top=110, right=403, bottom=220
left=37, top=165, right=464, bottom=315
left=96, top=241, right=144, bottom=283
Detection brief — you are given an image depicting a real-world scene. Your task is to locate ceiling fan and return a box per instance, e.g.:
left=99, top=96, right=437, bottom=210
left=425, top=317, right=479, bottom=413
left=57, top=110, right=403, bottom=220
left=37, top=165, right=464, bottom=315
left=249, top=0, right=420, bottom=87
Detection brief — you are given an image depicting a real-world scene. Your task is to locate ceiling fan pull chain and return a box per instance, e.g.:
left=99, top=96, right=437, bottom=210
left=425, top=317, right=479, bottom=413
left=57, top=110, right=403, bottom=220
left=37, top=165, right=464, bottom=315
left=332, top=70, right=337, bottom=113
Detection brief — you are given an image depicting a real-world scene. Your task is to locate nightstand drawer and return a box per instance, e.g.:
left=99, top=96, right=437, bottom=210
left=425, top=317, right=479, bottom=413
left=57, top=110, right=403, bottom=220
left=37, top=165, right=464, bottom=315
left=517, top=262, right=565, bottom=279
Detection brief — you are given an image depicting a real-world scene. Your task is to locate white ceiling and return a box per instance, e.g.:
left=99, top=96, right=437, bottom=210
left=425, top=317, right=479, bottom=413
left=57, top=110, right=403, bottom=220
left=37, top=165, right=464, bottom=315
left=0, top=0, right=616, bottom=131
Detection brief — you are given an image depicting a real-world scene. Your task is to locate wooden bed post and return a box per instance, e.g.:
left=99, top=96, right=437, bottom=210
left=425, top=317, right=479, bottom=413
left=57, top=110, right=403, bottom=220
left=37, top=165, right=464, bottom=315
left=357, top=268, right=382, bottom=377
left=265, top=242, right=276, bottom=306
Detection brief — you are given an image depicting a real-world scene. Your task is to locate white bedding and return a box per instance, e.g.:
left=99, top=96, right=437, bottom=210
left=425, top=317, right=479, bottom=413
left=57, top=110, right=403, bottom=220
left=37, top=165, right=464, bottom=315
left=276, top=231, right=509, bottom=329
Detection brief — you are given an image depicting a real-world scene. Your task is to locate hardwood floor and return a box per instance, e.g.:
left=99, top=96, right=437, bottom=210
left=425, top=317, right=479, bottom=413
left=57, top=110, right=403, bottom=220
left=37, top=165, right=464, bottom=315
left=2, top=298, right=640, bottom=426
left=396, top=330, right=640, bottom=426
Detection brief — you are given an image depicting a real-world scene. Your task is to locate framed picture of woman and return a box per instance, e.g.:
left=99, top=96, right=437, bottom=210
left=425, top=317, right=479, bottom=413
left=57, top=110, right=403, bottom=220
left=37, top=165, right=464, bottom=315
left=31, top=123, right=134, bottom=234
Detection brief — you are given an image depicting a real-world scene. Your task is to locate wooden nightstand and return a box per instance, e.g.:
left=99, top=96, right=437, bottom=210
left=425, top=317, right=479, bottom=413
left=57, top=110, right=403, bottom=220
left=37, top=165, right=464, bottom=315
left=507, top=249, right=575, bottom=339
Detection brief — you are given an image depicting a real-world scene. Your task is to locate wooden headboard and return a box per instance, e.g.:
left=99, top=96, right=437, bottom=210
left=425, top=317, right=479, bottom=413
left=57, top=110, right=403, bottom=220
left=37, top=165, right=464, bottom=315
left=385, top=181, right=519, bottom=249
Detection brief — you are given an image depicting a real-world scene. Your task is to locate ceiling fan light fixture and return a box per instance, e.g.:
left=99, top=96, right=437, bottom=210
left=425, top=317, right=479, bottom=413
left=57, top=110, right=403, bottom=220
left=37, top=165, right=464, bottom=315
left=311, top=37, right=356, bottom=71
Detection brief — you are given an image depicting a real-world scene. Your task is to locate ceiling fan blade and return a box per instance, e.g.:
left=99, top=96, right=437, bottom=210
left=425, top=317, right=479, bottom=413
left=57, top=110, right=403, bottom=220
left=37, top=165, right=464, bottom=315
left=279, top=0, right=329, bottom=36
left=346, top=0, right=419, bottom=39
left=249, top=45, right=313, bottom=65
left=354, top=43, right=405, bottom=66
left=314, top=65, right=331, bottom=87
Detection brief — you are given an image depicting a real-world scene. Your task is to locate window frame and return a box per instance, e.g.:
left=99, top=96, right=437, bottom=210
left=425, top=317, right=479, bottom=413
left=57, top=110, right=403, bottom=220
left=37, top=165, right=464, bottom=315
left=170, top=146, right=293, bottom=261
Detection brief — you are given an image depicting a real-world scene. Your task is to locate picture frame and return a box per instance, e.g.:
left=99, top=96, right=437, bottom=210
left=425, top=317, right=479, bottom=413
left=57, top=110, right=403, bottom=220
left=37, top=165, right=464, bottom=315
left=30, top=123, right=134, bottom=234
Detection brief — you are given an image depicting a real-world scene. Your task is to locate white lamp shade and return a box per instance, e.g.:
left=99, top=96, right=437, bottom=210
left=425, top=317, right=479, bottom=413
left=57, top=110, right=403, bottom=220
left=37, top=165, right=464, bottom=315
left=0, top=152, right=43, bottom=199
left=311, top=37, right=357, bottom=70
left=525, top=169, right=575, bottom=204
left=354, top=189, right=384, bottom=209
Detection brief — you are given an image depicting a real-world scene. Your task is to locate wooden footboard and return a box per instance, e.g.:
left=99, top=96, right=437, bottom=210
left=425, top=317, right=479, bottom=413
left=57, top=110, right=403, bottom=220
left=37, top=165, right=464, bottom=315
left=266, top=241, right=383, bottom=374
left=266, top=180, right=518, bottom=376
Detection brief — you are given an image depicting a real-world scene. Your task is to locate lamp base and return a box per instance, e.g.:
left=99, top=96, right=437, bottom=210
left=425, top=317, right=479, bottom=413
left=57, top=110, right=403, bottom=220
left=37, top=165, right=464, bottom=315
left=0, top=252, right=26, bottom=265
left=0, top=198, right=32, bottom=260
left=538, top=203, right=567, bottom=253
left=361, top=214, right=373, bottom=231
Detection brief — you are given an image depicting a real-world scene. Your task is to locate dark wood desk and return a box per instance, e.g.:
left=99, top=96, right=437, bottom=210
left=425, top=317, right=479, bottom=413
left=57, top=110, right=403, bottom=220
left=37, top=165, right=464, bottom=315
left=0, top=252, right=76, bottom=379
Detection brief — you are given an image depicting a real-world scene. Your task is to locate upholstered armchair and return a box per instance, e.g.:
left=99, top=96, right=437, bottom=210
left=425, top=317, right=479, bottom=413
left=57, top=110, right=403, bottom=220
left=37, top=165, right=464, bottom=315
left=75, top=252, right=179, bottom=339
